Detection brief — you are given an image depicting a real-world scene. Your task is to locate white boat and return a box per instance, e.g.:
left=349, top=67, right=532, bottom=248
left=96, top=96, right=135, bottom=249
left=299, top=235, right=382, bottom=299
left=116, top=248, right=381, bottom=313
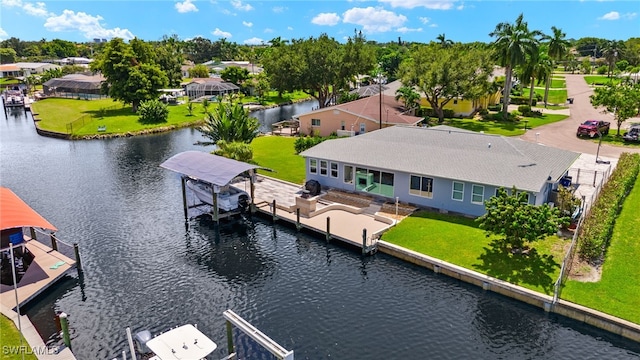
left=3, top=90, right=25, bottom=107
left=131, top=324, right=217, bottom=360
left=186, top=178, right=250, bottom=212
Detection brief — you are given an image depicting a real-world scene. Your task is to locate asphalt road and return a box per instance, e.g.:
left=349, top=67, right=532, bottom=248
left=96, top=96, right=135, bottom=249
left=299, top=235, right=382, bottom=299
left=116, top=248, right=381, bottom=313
left=519, top=74, right=640, bottom=159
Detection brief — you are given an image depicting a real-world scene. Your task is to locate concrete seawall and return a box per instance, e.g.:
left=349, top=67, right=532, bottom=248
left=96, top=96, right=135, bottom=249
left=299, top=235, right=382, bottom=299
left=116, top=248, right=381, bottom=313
left=378, top=241, right=640, bottom=343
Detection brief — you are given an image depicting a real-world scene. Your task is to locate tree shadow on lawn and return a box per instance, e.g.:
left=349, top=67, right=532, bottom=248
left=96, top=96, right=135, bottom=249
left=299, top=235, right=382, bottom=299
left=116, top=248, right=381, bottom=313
left=84, top=106, right=134, bottom=118
left=446, top=119, right=519, bottom=133
left=472, top=238, right=560, bottom=294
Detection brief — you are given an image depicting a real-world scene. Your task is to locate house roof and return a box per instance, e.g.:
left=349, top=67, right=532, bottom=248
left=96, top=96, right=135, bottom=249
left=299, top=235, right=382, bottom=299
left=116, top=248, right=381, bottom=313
left=0, top=64, right=21, bottom=72
left=300, top=125, right=580, bottom=192
left=160, top=151, right=260, bottom=187
left=299, top=94, right=422, bottom=126
left=15, top=62, right=60, bottom=69
left=350, top=84, right=389, bottom=98
left=43, top=74, right=105, bottom=90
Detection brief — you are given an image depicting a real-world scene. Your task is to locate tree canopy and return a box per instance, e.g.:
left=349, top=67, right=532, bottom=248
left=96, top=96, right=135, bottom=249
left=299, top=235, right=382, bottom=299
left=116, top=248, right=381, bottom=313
left=477, top=187, right=568, bottom=249
left=590, top=81, right=640, bottom=135
left=400, top=42, right=493, bottom=123
left=91, top=38, right=168, bottom=112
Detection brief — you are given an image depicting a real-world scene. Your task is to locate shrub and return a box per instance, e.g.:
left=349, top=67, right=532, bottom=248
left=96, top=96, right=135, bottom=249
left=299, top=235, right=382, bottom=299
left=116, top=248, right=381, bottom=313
left=487, top=104, right=502, bottom=112
left=443, top=109, right=455, bottom=118
left=478, top=108, right=489, bottom=116
left=138, top=99, right=169, bottom=124
left=510, top=96, right=536, bottom=106
left=294, top=136, right=324, bottom=154
left=577, top=153, right=640, bottom=263
left=596, top=65, right=608, bottom=75
left=518, top=105, right=531, bottom=114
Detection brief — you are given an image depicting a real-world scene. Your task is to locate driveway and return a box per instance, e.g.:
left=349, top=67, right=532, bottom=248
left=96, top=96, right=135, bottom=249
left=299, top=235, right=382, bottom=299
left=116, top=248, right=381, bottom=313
left=518, top=74, right=640, bottom=159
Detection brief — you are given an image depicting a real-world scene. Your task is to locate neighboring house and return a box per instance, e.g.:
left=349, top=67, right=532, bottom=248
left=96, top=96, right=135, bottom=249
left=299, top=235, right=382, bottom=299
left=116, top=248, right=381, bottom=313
left=184, top=78, right=240, bottom=100
left=297, top=94, right=423, bottom=137
left=14, top=62, right=61, bottom=76
left=43, top=74, right=106, bottom=98
left=202, top=60, right=263, bottom=75
left=55, top=57, right=93, bottom=65
left=0, top=64, right=22, bottom=78
left=300, top=125, right=579, bottom=217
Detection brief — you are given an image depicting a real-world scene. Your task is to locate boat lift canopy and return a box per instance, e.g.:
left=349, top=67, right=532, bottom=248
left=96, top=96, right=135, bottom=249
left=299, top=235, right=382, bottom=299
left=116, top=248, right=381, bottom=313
left=160, top=151, right=260, bottom=187
left=0, top=187, right=57, bottom=231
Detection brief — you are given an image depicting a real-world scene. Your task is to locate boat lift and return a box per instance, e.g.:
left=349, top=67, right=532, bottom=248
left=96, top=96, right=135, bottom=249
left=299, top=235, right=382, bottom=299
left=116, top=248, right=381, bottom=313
left=223, top=309, right=294, bottom=360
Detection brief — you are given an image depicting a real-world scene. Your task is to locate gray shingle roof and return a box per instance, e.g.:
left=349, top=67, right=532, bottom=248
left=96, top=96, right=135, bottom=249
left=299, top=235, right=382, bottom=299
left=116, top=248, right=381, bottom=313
left=300, top=125, right=580, bottom=192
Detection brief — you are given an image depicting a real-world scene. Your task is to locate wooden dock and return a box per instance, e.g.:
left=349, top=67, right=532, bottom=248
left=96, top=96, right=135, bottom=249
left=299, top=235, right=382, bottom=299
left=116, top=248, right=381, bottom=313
left=1, top=240, right=76, bottom=310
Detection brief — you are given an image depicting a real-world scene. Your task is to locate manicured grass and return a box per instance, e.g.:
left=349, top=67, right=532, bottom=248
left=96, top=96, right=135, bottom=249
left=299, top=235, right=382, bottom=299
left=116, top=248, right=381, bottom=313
left=445, top=114, right=568, bottom=136
left=245, top=90, right=310, bottom=106
left=584, top=75, right=622, bottom=86
left=533, top=88, right=568, bottom=104
left=0, top=314, right=38, bottom=360
left=382, top=211, right=565, bottom=295
left=562, top=173, right=640, bottom=324
left=549, top=78, right=566, bottom=88
left=585, top=132, right=640, bottom=148
left=32, top=98, right=205, bottom=136
left=533, top=104, right=569, bottom=110
left=251, top=136, right=306, bottom=184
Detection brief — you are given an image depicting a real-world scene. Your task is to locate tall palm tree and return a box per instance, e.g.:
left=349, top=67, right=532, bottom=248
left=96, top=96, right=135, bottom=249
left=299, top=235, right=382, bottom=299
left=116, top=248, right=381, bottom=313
left=543, top=26, right=569, bottom=106
left=436, top=33, right=454, bottom=48
left=519, top=44, right=548, bottom=106
left=602, top=40, right=624, bottom=78
left=490, top=13, right=541, bottom=119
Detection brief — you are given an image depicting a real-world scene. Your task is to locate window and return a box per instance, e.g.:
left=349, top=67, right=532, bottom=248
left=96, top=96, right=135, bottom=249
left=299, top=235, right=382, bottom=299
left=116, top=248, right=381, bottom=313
left=319, top=160, right=328, bottom=176
left=341, top=121, right=345, bottom=130
left=330, top=162, right=338, bottom=178
left=409, top=175, right=433, bottom=198
left=453, top=99, right=458, bottom=105
left=452, top=182, right=464, bottom=201
left=471, top=185, right=484, bottom=204
left=309, top=159, right=317, bottom=174
left=311, top=118, right=321, bottom=127
left=360, top=123, right=366, bottom=133
left=517, top=191, right=530, bottom=204
left=344, top=165, right=353, bottom=184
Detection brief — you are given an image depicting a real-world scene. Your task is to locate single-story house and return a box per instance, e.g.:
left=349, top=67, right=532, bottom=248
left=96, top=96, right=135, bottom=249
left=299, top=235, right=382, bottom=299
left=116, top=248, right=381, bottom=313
left=14, top=62, right=61, bottom=76
left=184, top=78, right=240, bottom=100
left=300, top=125, right=580, bottom=217
left=202, top=60, right=263, bottom=75
left=297, top=94, right=423, bottom=137
left=0, top=64, right=22, bottom=79
left=43, top=74, right=106, bottom=98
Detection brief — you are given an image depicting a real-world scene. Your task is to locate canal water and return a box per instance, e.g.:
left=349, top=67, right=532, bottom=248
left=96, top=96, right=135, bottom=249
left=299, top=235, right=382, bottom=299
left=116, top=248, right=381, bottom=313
left=2, top=105, right=640, bottom=360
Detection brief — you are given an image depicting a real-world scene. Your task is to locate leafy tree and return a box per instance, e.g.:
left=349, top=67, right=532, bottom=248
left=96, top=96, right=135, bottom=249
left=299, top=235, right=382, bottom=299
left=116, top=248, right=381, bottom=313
left=590, top=82, right=640, bottom=135
left=581, top=58, right=592, bottom=74
left=394, top=85, right=420, bottom=113
left=221, top=66, right=250, bottom=85
left=0, top=48, right=17, bottom=64
left=91, top=38, right=168, bottom=112
left=185, top=36, right=214, bottom=64
left=189, top=64, right=210, bottom=78
left=156, top=36, right=184, bottom=88
left=477, top=187, right=568, bottom=250
left=138, top=99, right=169, bottom=124
left=490, top=13, right=541, bottom=120
left=400, top=43, right=492, bottom=123
left=213, top=140, right=254, bottom=163
left=197, top=102, right=260, bottom=145
left=41, top=39, right=78, bottom=58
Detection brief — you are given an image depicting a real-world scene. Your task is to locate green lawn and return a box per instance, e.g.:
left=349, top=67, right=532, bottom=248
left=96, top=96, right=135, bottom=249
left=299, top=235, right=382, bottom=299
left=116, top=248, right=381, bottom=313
left=251, top=136, right=306, bottom=184
left=584, top=75, right=622, bottom=86
left=586, top=132, right=640, bottom=147
left=562, top=173, right=640, bottom=324
left=0, top=315, right=38, bottom=360
left=382, top=211, right=566, bottom=295
left=32, top=98, right=206, bottom=136
left=533, top=104, right=569, bottom=110
left=445, top=114, right=568, bottom=136
left=549, top=78, right=566, bottom=88
left=533, top=88, right=568, bottom=104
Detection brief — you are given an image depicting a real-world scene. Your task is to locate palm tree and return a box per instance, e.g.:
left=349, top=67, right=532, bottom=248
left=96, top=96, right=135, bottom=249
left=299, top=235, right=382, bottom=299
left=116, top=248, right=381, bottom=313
left=394, top=85, right=421, bottom=114
left=197, top=101, right=260, bottom=145
left=543, top=26, right=570, bottom=106
left=602, top=40, right=624, bottom=78
left=490, top=13, right=541, bottom=119
left=518, top=44, right=544, bottom=106
left=436, top=33, right=454, bottom=48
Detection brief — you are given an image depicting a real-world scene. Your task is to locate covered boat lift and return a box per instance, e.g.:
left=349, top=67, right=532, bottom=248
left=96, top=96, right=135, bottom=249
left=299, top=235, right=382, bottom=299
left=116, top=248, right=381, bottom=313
left=160, top=151, right=260, bottom=223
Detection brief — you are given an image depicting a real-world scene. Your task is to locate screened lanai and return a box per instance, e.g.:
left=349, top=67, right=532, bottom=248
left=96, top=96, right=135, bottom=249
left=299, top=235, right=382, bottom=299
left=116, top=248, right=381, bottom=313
left=185, top=78, right=240, bottom=101
left=43, top=74, right=106, bottom=99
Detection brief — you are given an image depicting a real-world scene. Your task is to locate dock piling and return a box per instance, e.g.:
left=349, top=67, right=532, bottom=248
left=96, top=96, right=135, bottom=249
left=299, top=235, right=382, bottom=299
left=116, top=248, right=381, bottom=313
left=73, top=243, right=82, bottom=272
left=51, top=234, right=58, bottom=252
left=362, top=229, right=367, bottom=255
left=296, top=208, right=301, bottom=231
left=60, top=312, right=71, bottom=350
left=226, top=320, right=235, bottom=355
left=326, top=217, right=331, bottom=242
left=272, top=200, right=277, bottom=222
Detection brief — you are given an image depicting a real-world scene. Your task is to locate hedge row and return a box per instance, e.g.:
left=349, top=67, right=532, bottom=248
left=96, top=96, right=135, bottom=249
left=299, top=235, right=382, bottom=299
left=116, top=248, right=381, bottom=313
left=577, top=153, right=640, bottom=262
left=510, top=96, right=537, bottom=106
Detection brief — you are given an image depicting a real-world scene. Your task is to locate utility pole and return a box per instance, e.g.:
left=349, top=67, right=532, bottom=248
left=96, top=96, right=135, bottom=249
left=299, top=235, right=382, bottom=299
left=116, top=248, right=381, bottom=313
left=379, top=70, right=383, bottom=129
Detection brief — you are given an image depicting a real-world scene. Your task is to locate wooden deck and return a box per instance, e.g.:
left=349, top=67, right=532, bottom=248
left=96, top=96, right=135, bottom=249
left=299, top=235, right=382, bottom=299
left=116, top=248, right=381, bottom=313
left=1, top=240, right=76, bottom=310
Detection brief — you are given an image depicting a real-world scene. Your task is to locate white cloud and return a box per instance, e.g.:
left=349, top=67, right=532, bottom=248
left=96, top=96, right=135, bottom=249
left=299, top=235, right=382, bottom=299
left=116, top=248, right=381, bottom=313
left=264, top=28, right=274, bottom=33
left=44, top=10, right=134, bottom=39
left=312, top=12, right=341, bottom=26
left=287, top=26, right=293, bottom=31
left=221, top=8, right=233, bottom=16
left=623, top=12, right=637, bottom=20
left=599, top=11, right=620, bottom=20
left=419, top=16, right=430, bottom=24
left=175, top=0, right=198, bottom=13
left=456, top=3, right=464, bottom=10
left=379, top=0, right=456, bottom=10
left=242, top=21, right=253, bottom=27
left=212, top=28, right=232, bottom=38
left=243, top=37, right=263, bottom=45
left=342, top=7, right=407, bottom=33
left=1, top=0, right=22, bottom=7
left=429, top=23, right=438, bottom=27
left=397, top=27, right=422, bottom=33
left=23, top=2, right=50, bottom=17
left=230, top=0, right=253, bottom=11
left=0, top=27, right=8, bottom=39
left=272, top=6, right=286, bottom=13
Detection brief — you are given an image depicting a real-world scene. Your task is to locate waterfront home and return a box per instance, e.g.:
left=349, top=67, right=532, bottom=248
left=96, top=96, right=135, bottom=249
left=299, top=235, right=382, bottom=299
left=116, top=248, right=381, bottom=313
left=14, top=62, right=61, bottom=77
left=43, top=73, right=106, bottom=98
left=300, top=125, right=579, bottom=217
left=0, top=64, right=22, bottom=79
left=184, top=78, right=240, bottom=100
left=297, top=94, right=423, bottom=137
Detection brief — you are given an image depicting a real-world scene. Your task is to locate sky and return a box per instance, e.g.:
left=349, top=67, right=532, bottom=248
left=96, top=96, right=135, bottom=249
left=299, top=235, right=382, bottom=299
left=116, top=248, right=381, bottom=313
left=0, top=0, right=638, bottom=45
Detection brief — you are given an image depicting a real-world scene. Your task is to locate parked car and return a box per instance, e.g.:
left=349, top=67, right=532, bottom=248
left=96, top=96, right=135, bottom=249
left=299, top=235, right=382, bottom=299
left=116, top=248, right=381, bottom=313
left=576, top=120, right=610, bottom=138
left=623, top=125, right=640, bottom=142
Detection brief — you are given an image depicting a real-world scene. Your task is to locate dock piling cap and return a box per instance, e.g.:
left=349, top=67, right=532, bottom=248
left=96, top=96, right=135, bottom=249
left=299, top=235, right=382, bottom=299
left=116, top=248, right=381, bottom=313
left=145, top=324, right=217, bottom=360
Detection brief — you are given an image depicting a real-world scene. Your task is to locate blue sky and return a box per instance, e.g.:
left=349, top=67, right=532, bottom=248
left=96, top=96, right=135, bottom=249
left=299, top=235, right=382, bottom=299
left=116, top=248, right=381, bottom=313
left=0, top=0, right=638, bottom=44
